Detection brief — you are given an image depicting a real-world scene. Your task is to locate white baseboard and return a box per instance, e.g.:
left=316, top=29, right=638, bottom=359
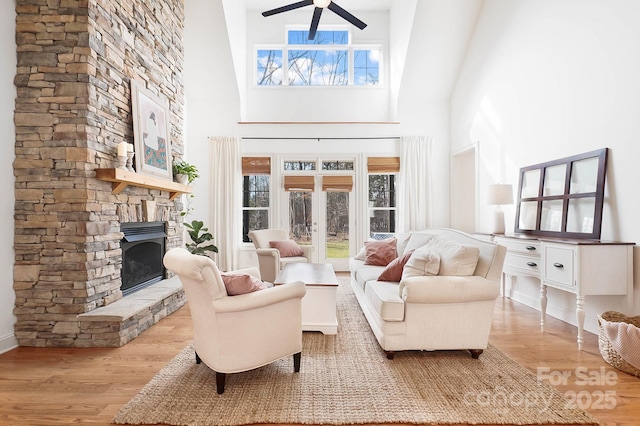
left=0, top=333, right=18, bottom=355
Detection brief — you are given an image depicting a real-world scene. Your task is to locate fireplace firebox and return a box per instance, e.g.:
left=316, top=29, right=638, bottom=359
left=121, top=222, right=167, bottom=296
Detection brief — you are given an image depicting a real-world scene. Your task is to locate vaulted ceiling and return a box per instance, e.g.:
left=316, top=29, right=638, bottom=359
left=248, top=1, right=481, bottom=99
left=213, top=0, right=483, bottom=121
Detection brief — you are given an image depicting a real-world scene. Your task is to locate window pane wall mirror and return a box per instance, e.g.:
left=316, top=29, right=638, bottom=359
left=514, top=148, right=608, bottom=240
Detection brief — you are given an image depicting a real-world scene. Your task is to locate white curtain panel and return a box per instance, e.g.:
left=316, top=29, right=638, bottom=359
left=398, top=135, right=433, bottom=232
left=209, top=136, right=241, bottom=271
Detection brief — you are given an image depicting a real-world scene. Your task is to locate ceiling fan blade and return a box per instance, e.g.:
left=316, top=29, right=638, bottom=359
left=262, top=0, right=313, bottom=17
left=327, top=1, right=367, bottom=30
left=308, top=7, right=323, bottom=40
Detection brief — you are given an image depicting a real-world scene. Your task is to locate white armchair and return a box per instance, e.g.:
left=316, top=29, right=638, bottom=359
left=248, top=229, right=313, bottom=282
left=163, top=247, right=306, bottom=394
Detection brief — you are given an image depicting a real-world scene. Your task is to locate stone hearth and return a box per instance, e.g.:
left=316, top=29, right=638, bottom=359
left=13, top=0, right=187, bottom=347
left=76, top=276, right=184, bottom=347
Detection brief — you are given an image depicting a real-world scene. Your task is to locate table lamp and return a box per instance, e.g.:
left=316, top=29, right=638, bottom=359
left=487, top=183, right=513, bottom=234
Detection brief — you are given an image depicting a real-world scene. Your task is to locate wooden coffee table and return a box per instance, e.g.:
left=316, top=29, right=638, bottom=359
left=274, top=263, right=339, bottom=335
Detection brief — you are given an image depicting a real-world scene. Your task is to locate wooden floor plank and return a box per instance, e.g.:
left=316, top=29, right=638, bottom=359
left=0, top=275, right=638, bottom=426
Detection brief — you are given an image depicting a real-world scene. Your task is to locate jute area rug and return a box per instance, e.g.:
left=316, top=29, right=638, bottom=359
left=114, top=278, right=598, bottom=425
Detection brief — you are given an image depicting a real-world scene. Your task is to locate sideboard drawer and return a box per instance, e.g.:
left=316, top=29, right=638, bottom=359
left=495, top=237, right=541, bottom=255
left=503, top=252, right=542, bottom=278
left=543, top=245, right=575, bottom=289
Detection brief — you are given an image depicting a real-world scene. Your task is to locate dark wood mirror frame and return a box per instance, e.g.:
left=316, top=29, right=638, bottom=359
left=514, top=148, right=608, bottom=240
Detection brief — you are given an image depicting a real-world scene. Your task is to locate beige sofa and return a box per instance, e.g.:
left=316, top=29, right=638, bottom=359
left=349, top=228, right=506, bottom=359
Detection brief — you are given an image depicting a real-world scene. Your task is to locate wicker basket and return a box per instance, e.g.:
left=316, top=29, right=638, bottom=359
left=597, top=311, right=640, bottom=378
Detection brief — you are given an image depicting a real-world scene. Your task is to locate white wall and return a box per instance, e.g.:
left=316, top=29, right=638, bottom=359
left=1, top=1, right=17, bottom=354
left=451, top=0, right=640, bottom=333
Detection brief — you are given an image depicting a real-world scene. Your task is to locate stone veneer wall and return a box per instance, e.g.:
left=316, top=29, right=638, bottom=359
left=13, top=0, right=186, bottom=347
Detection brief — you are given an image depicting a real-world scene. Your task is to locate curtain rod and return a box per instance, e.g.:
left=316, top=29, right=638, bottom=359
left=242, top=137, right=401, bottom=141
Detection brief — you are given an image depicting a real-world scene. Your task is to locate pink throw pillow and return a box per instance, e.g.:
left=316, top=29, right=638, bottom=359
left=378, top=250, right=414, bottom=282
left=269, top=240, right=304, bottom=257
left=221, top=273, right=267, bottom=296
left=364, top=238, right=397, bottom=266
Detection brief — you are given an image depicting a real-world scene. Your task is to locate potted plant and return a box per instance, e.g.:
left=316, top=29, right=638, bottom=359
left=184, top=220, right=218, bottom=256
left=172, top=160, right=199, bottom=184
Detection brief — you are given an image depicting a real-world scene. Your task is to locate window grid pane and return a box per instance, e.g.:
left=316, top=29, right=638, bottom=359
left=288, top=30, right=349, bottom=45
left=243, top=176, right=270, bottom=242
left=354, top=49, right=380, bottom=85
left=288, top=50, right=348, bottom=86
left=256, top=50, right=283, bottom=85
left=368, top=174, right=396, bottom=234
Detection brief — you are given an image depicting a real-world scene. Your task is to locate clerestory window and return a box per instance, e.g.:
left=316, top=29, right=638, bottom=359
left=256, top=28, right=381, bottom=86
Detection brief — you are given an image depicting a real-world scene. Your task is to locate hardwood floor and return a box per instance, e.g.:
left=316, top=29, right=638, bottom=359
left=1, top=277, right=638, bottom=425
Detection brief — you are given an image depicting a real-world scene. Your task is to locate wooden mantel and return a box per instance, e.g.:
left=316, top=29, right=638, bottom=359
left=95, top=168, right=192, bottom=200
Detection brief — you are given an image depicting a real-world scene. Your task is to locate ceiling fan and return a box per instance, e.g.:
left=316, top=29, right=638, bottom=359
left=262, top=0, right=367, bottom=41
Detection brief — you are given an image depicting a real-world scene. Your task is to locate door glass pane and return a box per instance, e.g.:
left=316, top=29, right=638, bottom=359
left=289, top=192, right=312, bottom=246
left=567, top=198, right=596, bottom=233
left=326, top=192, right=349, bottom=259
left=284, top=161, right=316, bottom=171
left=322, top=160, right=354, bottom=170
left=543, top=164, right=566, bottom=196
left=540, top=200, right=564, bottom=232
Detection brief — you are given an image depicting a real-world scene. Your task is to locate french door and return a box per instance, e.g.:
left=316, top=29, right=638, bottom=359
left=283, top=166, right=355, bottom=271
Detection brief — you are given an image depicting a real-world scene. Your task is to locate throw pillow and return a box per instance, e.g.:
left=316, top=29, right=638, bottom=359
left=354, top=245, right=368, bottom=261
left=221, top=273, right=267, bottom=296
left=378, top=250, right=415, bottom=282
left=364, top=238, right=398, bottom=266
left=269, top=240, right=304, bottom=257
left=425, top=237, right=480, bottom=276
left=403, top=232, right=437, bottom=254
left=402, top=246, right=441, bottom=279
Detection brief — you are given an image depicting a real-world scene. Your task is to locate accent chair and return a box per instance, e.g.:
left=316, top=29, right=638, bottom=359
left=163, top=247, right=306, bottom=394
left=248, top=229, right=313, bottom=282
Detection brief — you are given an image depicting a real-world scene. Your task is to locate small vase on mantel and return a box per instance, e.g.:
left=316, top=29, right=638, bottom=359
left=175, top=174, right=189, bottom=185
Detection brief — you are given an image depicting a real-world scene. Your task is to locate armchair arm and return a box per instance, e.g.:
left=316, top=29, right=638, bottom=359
left=213, top=281, right=306, bottom=313
left=301, top=245, right=313, bottom=261
left=255, top=248, right=280, bottom=282
left=255, top=248, right=280, bottom=258
left=399, top=275, right=499, bottom=304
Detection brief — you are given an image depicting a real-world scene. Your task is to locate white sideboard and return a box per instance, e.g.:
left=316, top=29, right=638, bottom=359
left=493, top=235, right=634, bottom=350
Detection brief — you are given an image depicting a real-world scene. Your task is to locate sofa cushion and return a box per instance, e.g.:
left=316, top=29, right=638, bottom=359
left=221, top=273, right=267, bottom=296
left=426, top=237, right=480, bottom=276
left=355, top=264, right=386, bottom=285
left=365, top=281, right=405, bottom=321
left=364, top=238, right=398, bottom=266
left=402, top=246, right=441, bottom=279
left=395, top=233, right=412, bottom=256
left=269, top=240, right=304, bottom=257
left=378, top=250, right=415, bottom=282
left=403, top=232, right=437, bottom=254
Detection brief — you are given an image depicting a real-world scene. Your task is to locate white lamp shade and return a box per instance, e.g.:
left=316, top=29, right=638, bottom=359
left=487, top=184, right=513, bottom=206
left=314, top=0, right=331, bottom=7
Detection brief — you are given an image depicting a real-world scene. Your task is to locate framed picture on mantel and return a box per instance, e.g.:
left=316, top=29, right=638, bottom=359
left=131, top=80, right=172, bottom=180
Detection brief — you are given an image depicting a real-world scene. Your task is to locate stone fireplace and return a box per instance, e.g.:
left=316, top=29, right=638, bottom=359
left=13, top=0, right=187, bottom=347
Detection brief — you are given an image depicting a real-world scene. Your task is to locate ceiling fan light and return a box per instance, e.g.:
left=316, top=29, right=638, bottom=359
left=313, top=0, right=331, bottom=8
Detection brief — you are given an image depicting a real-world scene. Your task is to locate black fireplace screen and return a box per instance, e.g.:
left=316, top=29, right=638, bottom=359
left=121, top=222, right=167, bottom=296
